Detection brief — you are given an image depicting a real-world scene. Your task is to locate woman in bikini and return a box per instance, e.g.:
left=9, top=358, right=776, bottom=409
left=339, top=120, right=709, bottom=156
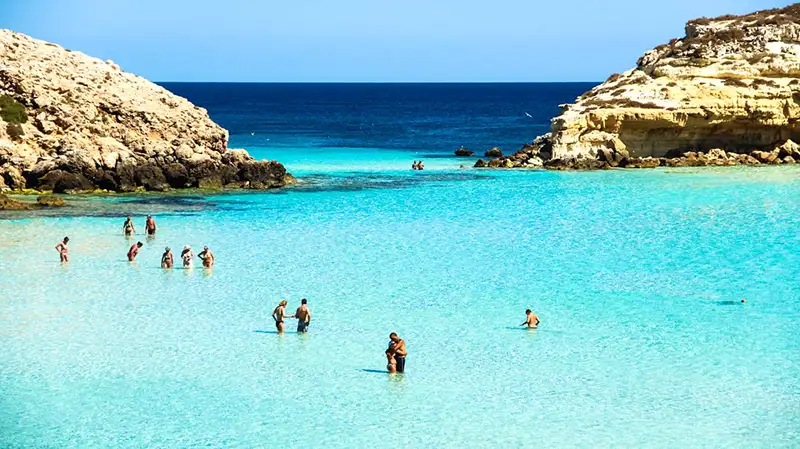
left=55, top=236, right=69, bottom=263
left=122, top=216, right=135, bottom=236
left=272, top=300, right=288, bottom=334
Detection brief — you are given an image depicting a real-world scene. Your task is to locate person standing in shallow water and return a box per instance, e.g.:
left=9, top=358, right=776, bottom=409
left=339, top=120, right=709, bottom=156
left=55, top=236, right=69, bottom=262
left=181, top=245, right=193, bottom=268
left=123, top=216, right=135, bottom=236
left=145, top=215, right=157, bottom=236
left=412, top=161, right=418, bottom=170
left=387, top=333, right=407, bottom=373
left=198, top=245, right=215, bottom=268
left=272, top=300, right=288, bottom=333
left=294, top=298, right=311, bottom=333
left=161, top=247, right=173, bottom=268
left=521, top=309, right=540, bottom=328
left=127, top=241, right=143, bottom=262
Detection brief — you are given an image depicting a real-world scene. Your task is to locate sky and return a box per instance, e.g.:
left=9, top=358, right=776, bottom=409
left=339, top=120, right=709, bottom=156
left=0, top=0, right=790, bottom=82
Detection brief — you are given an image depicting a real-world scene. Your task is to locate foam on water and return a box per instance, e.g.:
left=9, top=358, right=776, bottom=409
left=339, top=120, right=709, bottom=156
left=1, top=166, right=799, bottom=448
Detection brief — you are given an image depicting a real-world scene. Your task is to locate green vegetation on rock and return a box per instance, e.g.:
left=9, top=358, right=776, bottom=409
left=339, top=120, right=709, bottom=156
left=0, top=95, right=28, bottom=124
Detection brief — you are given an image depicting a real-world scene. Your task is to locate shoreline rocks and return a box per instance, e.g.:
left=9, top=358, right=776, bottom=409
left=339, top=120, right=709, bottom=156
left=475, top=135, right=800, bottom=170
left=0, top=30, right=294, bottom=193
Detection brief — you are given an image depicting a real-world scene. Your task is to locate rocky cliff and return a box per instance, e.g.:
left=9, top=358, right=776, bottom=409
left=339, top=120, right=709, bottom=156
left=0, top=30, right=294, bottom=192
left=554, top=5, right=800, bottom=160
left=482, top=5, right=800, bottom=170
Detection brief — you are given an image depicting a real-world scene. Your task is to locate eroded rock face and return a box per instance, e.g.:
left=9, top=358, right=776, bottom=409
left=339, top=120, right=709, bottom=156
left=549, top=5, right=800, bottom=159
left=0, top=30, right=294, bottom=192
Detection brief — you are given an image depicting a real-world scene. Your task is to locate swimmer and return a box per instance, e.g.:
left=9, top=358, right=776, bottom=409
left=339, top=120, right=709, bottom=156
left=55, top=236, right=69, bottom=262
left=123, top=216, right=135, bottom=236
left=294, top=298, right=311, bottom=333
left=127, top=241, right=143, bottom=262
left=180, top=245, right=193, bottom=268
left=521, top=309, right=540, bottom=328
left=272, top=300, right=288, bottom=334
left=145, top=215, right=157, bottom=236
left=197, top=245, right=215, bottom=268
left=161, top=247, right=174, bottom=268
left=417, top=160, right=424, bottom=170
left=412, top=161, right=418, bottom=170
left=741, top=298, right=747, bottom=304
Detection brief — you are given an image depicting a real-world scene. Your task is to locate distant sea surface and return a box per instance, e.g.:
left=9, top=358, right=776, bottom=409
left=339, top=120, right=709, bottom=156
left=163, top=82, right=593, bottom=172
left=1, top=83, right=799, bottom=448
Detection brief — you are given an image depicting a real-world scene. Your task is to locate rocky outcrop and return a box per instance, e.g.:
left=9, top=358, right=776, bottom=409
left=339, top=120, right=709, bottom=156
left=480, top=136, right=800, bottom=170
left=455, top=147, right=475, bottom=157
left=0, top=193, right=31, bottom=210
left=0, top=30, right=294, bottom=192
left=484, top=147, right=503, bottom=158
left=36, top=194, right=65, bottom=207
left=548, top=5, right=800, bottom=161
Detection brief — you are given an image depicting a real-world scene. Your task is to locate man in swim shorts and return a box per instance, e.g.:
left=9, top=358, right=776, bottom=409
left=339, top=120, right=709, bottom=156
left=272, top=300, right=288, bottom=334
left=387, top=333, right=407, bottom=373
left=55, top=236, right=69, bottom=262
left=128, top=241, right=143, bottom=262
left=294, top=298, right=311, bottom=333
left=145, top=215, right=157, bottom=236
left=521, top=309, right=540, bottom=328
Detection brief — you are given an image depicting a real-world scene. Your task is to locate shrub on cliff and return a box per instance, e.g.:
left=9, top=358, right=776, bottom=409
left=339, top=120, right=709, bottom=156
left=0, top=95, right=28, bottom=124
left=6, top=123, right=24, bottom=140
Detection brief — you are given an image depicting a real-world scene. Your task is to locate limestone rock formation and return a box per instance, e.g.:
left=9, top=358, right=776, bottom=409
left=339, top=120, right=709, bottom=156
left=550, top=5, right=800, bottom=160
left=0, top=30, right=294, bottom=192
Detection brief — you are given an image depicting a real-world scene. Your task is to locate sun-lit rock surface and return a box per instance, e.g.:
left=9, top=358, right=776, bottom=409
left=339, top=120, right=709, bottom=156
left=551, top=4, right=800, bottom=160
left=0, top=30, right=294, bottom=192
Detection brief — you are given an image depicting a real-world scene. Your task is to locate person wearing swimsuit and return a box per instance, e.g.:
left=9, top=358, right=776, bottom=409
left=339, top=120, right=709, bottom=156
left=272, top=300, right=288, bottom=334
left=181, top=245, right=193, bottom=268
left=198, top=245, right=215, bottom=268
left=294, top=298, right=311, bottom=333
left=55, top=236, right=69, bottom=263
left=145, top=215, right=157, bottom=236
left=387, top=333, right=407, bottom=373
left=386, top=350, right=397, bottom=373
left=123, top=216, right=135, bottom=236
left=161, top=247, right=174, bottom=268
left=127, top=242, right=143, bottom=262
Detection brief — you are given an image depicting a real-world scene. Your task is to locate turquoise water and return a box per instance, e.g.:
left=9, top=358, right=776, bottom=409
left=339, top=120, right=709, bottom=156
left=1, top=159, right=799, bottom=447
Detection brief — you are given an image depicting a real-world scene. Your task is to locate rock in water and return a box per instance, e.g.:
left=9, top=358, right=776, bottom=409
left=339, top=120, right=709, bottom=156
left=485, top=147, right=503, bottom=158
left=548, top=5, right=800, bottom=160
left=455, top=147, right=475, bottom=157
left=0, top=30, right=294, bottom=192
left=0, top=194, right=31, bottom=210
left=36, top=194, right=65, bottom=207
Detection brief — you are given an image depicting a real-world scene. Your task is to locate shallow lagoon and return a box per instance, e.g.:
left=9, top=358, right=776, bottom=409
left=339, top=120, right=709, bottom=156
left=1, top=161, right=799, bottom=448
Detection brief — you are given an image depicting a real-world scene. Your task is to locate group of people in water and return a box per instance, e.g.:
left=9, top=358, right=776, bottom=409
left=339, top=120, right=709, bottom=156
left=411, top=160, right=425, bottom=170
left=121, top=216, right=215, bottom=268
left=53, top=215, right=542, bottom=375
left=55, top=215, right=215, bottom=268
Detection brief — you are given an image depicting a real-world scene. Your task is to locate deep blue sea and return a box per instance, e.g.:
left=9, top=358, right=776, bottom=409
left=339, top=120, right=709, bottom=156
left=1, top=84, right=799, bottom=448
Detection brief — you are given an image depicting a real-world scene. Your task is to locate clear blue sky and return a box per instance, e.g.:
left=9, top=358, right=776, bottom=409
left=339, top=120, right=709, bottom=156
left=1, top=0, right=788, bottom=82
